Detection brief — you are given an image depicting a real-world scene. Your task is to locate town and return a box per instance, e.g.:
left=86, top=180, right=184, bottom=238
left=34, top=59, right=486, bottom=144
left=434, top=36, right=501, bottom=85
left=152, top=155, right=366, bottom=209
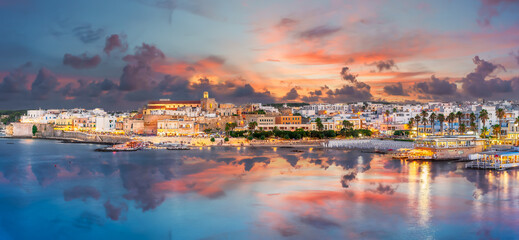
left=2, top=92, right=519, bottom=147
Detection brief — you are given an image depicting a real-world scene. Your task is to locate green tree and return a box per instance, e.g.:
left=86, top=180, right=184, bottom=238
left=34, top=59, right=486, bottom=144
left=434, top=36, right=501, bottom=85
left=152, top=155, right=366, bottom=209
left=32, top=125, right=37, bottom=136
left=479, top=109, right=489, bottom=131
left=224, top=137, right=229, bottom=142
left=342, top=120, right=354, bottom=130
left=429, top=113, right=436, bottom=135
left=210, top=137, right=215, bottom=142
left=204, top=128, right=212, bottom=134
left=248, top=121, right=258, bottom=132
left=480, top=127, right=489, bottom=138
left=315, top=118, right=324, bottom=131
left=407, top=118, right=415, bottom=137
left=437, top=114, right=445, bottom=135
left=496, top=108, right=505, bottom=127
left=492, top=124, right=501, bottom=138
left=447, top=113, right=455, bottom=135
left=459, top=123, right=466, bottom=134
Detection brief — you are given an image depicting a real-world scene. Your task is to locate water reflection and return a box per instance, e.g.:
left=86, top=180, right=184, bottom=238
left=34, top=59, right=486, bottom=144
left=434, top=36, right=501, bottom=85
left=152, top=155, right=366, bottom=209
left=0, top=139, right=519, bottom=239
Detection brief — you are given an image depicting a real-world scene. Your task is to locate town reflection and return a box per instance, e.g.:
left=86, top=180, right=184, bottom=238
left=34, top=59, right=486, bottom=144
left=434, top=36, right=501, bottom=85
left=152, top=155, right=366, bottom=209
left=1, top=140, right=519, bottom=238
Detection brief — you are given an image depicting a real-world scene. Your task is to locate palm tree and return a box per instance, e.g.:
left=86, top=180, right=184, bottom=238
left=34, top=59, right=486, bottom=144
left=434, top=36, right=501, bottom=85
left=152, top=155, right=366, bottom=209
left=429, top=113, right=436, bottom=135
left=248, top=121, right=258, bottom=132
left=497, top=108, right=505, bottom=127
left=420, top=110, right=428, bottom=135
left=479, top=109, right=489, bottom=130
left=470, top=122, right=477, bottom=133
left=515, top=116, right=519, bottom=125
left=408, top=118, right=415, bottom=137
left=438, top=114, right=445, bottom=135
left=459, top=124, right=466, bottom=135
left=414, top=115, right=421, bottom=136
left=456, top=111, right=463, bottom=133
left=469, top=113, right=476, bottom=129
left=492, top=124, right=501, bottom=138
left=315, top=118, right=324, bottom=131
left=480, top=126, right=489, bottom=138
left=447, top=113, right=455, bottom=135
left=384, top=110, right=391, bottom=124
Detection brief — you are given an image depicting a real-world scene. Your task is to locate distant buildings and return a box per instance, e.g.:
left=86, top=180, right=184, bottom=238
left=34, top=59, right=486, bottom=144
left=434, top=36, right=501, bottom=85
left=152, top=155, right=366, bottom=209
left=8, top=93, right=519, bottom=141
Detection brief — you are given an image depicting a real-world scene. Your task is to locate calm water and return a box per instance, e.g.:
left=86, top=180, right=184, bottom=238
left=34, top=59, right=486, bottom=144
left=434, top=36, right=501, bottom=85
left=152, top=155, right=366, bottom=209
left=0, top=138, right=518, bottom=239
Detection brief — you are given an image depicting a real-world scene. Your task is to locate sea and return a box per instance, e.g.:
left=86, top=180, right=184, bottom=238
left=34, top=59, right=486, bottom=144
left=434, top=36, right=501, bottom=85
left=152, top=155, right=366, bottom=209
left=0, top=138, right=518, bottom=239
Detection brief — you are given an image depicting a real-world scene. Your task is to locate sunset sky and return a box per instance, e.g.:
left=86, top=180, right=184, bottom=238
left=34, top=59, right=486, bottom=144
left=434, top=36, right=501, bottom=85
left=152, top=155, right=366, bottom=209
left=1, top=0, right=519, bottom=110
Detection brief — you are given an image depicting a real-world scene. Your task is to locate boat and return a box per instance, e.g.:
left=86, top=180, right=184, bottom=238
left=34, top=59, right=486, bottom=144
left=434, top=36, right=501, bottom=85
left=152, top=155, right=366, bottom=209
left=393, top=135, right=487, bottom=161
left=466, top=151, right=519, bottom=170
left=95, top=141, right=143, bottom=152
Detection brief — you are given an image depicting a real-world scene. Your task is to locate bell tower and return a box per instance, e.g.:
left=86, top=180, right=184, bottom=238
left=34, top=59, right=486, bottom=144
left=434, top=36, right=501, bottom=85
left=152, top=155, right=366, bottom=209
left=203, top=91, right=209, bottom=99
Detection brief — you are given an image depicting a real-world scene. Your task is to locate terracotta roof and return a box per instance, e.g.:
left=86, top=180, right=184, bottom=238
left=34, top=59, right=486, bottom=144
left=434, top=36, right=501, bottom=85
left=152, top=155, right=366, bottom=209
left=148, top=100, right=201, bottom=105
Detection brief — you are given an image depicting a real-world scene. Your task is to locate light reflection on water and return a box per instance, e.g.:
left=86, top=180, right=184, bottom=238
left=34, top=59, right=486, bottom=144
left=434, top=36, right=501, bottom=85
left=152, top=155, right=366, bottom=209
left=0, top=138, right=518, bottom=239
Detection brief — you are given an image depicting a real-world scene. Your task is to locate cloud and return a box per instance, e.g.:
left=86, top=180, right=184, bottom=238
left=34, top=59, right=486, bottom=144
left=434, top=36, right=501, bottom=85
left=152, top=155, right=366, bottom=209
left=0, top=63, right=30, bottom=98
left=340, top=67, right=358, bottom=83
left=31, top=68, right=59, bottom=100
left=477, top=0, right=519, bottom=26
left=414, top=75, right=457, bottom=95
left=383, top=82, right=407, bottom=96
left=104, top=34, right=128, bottom=55
left=238, top=157, right=270, bottom=171
left=511, top=50, right=519, bottom=65
left=63, top=53, right=101, bottom=69
left=72, top=24, right=105, bottom=43
left=368, top=183, right=397, bottom=195
left=276, top=18, right=298, bottom=28
left=104, top=200, right=128, bottom=221
left=368, top=59, right=397, bottom=72
left=340, top=171, right=357, bottom=188
left=282, top=88, right=299, bottom=101
left=461, top=56, right=513, bottom=98
left=64, top=186, right=101, bottom=201
left=299, top=25, right=341, bottom=39
left=119, top=43, right=165, bottom=91
left=299, top=214, right=340, bottom=229
left=323, top=83, right=372, bottom=103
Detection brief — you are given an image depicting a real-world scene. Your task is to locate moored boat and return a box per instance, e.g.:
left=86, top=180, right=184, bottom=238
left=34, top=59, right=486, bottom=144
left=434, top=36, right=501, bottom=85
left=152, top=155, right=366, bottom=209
left=95, top=141, right=144, bottom=152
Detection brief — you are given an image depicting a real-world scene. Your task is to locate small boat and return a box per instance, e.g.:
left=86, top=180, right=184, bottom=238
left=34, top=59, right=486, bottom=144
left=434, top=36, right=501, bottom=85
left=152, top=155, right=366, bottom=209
left=95, top=141, right=143, bottom=152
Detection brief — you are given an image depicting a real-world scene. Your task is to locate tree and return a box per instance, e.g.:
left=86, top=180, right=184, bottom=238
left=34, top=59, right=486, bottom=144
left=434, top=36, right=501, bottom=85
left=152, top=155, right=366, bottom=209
left=414, top=115, right=421, bottom=135
left=420, top=110, right=428, bottom=135
left=342, top=120, right=354, bottom=130
left=479, top=109, right=489, bottom=130
left=469, top=113, right=476, bottom=128
left=315, top=118, right=324, bottom=131
left=248, top=121, right=258, bottom=132
left=210, top=137, right=215, bottom=142
left=407, top=118, right=415, bottom=137
left=456, top=111, right=463, bottom=127
left=492, top=124, right=501, bottom=138
left=515, top=116, right=519, bottom=125
left=224, top=137, right=229, bottom=142
left=496, top=108, right=505, bottom=127
left=429, top=113, right=436, bottom=135
left=438, top=114, right=445, bottom=135
left=447, top=113, right=455, bottom=135
left=480, top=127, right=489, bottom=138
left=459, top=124, right=466, bottom=134
left=204, top=128, right=212, bottom=134
left=385, top=110, right=391, bottom=123
left=32, top=125, right=37, bottom=136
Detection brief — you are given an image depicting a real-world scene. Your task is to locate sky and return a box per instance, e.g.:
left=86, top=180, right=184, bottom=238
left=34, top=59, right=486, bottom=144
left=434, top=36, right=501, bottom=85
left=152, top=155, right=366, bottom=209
left=1, top=0, right=519, bottom=110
